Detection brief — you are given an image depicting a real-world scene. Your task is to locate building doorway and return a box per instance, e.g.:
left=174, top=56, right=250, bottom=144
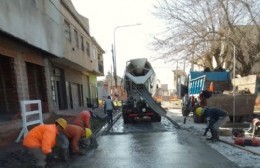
left=0, top=55, right=19, bottom=121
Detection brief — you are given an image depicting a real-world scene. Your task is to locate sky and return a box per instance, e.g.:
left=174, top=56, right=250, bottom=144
left=71, top=0, right=184, bottom=89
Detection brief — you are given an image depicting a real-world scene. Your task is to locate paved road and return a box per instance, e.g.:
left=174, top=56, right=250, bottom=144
left=64, top=117, right=238, bottom=168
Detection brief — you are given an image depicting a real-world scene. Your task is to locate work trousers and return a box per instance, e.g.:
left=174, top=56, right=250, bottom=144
left=56, top=131, right=70, bottom=160
left=212, top=116, right=229, bottom=138
left=29, top=148, right=46, bottom=167
left=106, top=109, right=113, bottom=123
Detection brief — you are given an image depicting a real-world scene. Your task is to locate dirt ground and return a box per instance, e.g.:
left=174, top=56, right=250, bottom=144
left=0, top=112, right=107, bottom=168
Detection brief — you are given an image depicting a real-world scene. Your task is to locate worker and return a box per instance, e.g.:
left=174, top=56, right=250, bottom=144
left=73, top=110, right=92, bottom=129
left=199, top=106, right=229, bottom=141
left=247, top=118, right=260, bottom=136
left=61, top=124, right=93, bottom=155
left=55, top=118, right=70, bottom=161
left=22, top=121, right=65, bottom=168
left=104, top=95, right=115, bottom=123
left=73, top=111, right=98, bottom=149
left=198, top=90, right=212, bottom=107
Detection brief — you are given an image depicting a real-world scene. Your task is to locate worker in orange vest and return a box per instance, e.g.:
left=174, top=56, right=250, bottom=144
left=23, top=122, right=64, bottom=168
left=73, top=110, right=92, bottom=129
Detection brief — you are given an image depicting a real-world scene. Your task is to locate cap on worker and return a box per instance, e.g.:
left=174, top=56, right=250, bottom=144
left=195, top=107, right=204, bottom=117
left=85, top=128, right=92, bottom=139
left=55, top=118, right=67, bottom=129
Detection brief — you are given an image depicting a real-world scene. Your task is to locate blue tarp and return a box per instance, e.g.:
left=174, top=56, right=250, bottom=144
left=190, top=71, right=230, bottom=81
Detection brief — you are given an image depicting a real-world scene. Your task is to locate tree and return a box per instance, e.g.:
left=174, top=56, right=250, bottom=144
left=152, top=0, right=260, bottom=76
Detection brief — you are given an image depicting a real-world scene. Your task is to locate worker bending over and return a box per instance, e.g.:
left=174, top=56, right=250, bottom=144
left=23, top=122, right=64, bottom=168
left=73, top=110, right=92, bottom=129
left=56, top=118, right=92, bottom=155
left=198, top=107, right=229, bottom=141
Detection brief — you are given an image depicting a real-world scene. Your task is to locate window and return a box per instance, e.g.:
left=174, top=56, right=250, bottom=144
left=81, top=36, right=84, bottom=51
left=74, top=29, right=79, bottom=48
left=92, top=47, right=97, bottom=59
left=86, top=41, right=90, bottom=56
left=64, top=20, right=71, bottom=41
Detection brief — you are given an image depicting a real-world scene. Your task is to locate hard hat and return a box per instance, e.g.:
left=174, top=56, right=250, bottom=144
left=55, top=118, right=67, bottom=129
left=195, top=107, right=204, bottom=117
left=85, top=128, right=92, bottom=139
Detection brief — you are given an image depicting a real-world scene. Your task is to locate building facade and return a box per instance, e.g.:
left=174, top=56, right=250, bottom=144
left=0, top=0, right=104, bottom=124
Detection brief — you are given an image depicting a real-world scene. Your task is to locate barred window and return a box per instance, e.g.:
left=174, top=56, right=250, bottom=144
left=81, top=36, right=84, bottom=51
left=64, top=20, right=71, bottom=41
left=74, top=29, right=79, bottom=48
left=86, top=42, right=90, bottom=56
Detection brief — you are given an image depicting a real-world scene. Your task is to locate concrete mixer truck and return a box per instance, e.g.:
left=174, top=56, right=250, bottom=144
left=121, top=58, right=167, bottom=124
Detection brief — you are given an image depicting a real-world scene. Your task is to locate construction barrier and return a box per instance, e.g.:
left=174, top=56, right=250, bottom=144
left=15, top=100, right=43, bottom=143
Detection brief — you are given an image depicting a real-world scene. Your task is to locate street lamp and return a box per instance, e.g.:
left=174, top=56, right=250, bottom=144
left=222, top=37, right=236, bottom=126
left=112, top=23, right=141, bottom=96
left=232, top=44, right=236, bottom=126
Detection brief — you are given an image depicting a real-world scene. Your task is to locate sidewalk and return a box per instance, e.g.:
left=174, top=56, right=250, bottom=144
left=167, top=109, right=260, bottom=154
left=0, top=108, right=117, bottom=167
left=166, top=108, right=260, bottom=168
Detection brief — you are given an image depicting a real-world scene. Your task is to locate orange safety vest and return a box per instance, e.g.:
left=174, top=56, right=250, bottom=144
left=74, top=111, right=91, bottom=129
left=23, top=124, right=58, bottom=155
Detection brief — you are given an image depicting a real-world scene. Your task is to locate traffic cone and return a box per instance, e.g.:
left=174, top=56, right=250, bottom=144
left=208, top=82, right=214, bottom=92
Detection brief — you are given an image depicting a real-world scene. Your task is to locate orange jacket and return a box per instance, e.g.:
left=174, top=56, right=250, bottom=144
left=74, top=111, right=91, bottom=129
left=23, top=124, right=58, bottom=155
left=63, top=124, right=84, bottom=153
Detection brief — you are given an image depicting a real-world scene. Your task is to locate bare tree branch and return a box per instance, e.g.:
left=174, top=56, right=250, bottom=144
left=152, top=0, right=260, bottom=76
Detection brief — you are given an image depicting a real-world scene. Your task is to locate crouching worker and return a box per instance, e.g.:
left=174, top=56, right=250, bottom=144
left=58, top=121, right=93, bottom=156
left=199, top=107, right=229, bottom=142
left=73, top=110, right=92, bottom=129
left=73, top=111, right=98, bottom=147
left=23, top=122, right=64, bottom=168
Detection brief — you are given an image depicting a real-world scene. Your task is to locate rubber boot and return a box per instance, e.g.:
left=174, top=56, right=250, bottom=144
left=211, top=130, right=219, bottom=142
left=207, top=129, right=218, bottom=141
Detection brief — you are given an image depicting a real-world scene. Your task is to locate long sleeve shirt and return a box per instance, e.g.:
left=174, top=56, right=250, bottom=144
left=74, top=111, right=91, bottom=129
left=204, top=107, right=228, bottom=129
left=23, top=124, right=58, bottom=155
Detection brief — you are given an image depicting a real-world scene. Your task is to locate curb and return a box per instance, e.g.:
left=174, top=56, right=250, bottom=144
left=167, top=115, right=260, bottom=157
left=219, top=139, right=260, bottom=156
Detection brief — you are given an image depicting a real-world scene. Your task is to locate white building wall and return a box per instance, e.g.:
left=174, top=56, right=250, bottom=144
left=0, top=0, right=62, bottom=56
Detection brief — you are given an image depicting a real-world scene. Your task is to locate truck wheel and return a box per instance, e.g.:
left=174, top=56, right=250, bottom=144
left=151, top=114, right=161, bottom=122
left=123, top=115, right=129, bottom=124
left=156, top=115, right=161, bottom=122
left=123, top=114, right=133, bottom=124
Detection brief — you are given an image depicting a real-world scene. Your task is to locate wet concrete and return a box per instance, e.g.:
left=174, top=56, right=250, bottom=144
left=108, top=116, right=177, bottom=134
left=64, top=116, right=238, bottom=168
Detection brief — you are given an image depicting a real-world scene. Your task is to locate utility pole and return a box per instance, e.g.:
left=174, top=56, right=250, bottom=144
left=112, top=23, right=141, bottom=98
